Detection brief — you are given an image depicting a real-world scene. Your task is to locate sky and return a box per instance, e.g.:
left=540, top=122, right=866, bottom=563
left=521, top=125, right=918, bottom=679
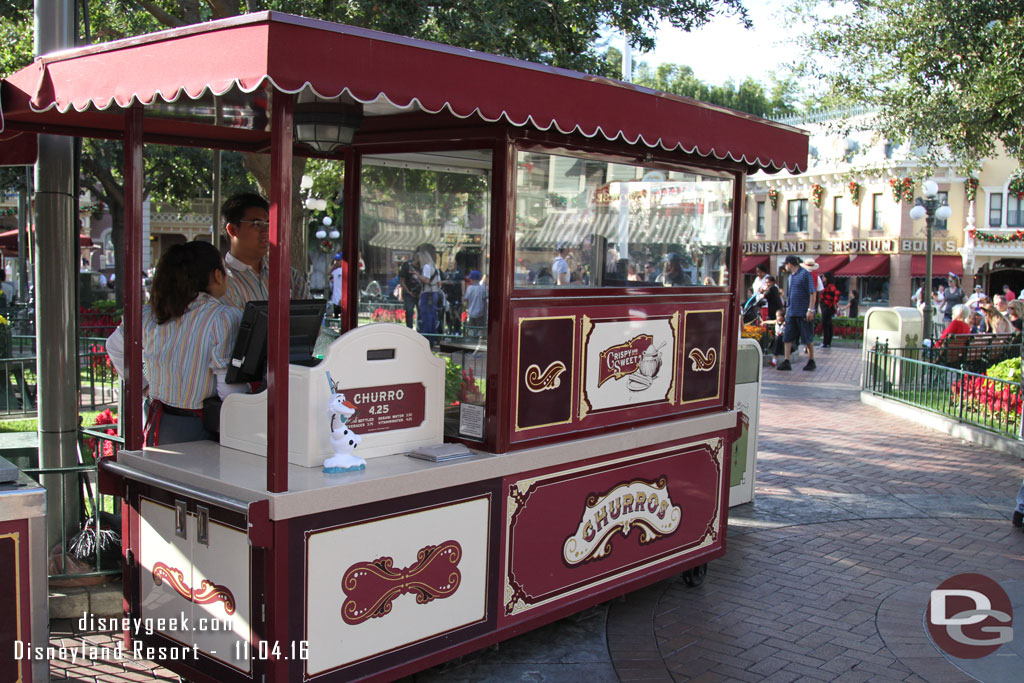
left=636, top=0, right=803, bottom=86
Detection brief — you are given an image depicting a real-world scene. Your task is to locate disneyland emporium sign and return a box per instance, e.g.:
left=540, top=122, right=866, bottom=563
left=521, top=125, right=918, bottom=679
left=743, top=239, right=959, bottom=255
left=562, top=478, right=681, bottom=565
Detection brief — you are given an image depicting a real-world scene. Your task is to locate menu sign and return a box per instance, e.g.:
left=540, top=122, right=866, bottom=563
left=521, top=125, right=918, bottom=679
left=340, top=383, right=426, bottom=434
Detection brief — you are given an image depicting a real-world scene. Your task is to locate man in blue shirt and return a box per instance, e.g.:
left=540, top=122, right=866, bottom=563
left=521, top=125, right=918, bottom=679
left=778, top=255, right=817, bottom=371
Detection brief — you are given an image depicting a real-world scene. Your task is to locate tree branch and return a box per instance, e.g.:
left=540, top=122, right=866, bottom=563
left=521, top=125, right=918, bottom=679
left=134, top=0, right=185, bottom=28
left=204, top=0, right=240, bottom=19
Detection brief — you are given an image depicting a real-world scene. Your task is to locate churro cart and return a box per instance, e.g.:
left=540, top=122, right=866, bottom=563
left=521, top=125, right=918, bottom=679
left=0, top=13, right=806, bottom=681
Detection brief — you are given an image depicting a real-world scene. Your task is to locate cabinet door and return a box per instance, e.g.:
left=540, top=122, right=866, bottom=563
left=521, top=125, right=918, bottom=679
left=191, top=511, right=252, bottom=672
left=138, top=497, right=195, bottom=645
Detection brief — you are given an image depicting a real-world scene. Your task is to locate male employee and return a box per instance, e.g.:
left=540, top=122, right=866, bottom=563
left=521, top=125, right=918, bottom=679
left=220, top=192, right=310, bottom=310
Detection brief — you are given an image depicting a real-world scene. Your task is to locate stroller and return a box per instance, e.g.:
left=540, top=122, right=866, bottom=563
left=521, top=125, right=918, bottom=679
left=740, top=293, right=764, bottom=325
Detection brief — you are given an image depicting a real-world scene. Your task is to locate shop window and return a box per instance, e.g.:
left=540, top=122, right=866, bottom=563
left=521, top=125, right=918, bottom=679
left=935, top=191, right=948, bottom=230
left=989, top=193, right=1003, bottom=227
left=756, top=201, right=765, bottom=234
left=832, top=197, right=843, bottom=232
left=358, top=150, right=493, bottom=441
left=786, top=199, right=808, bottom=233
left=861, top=276, right=888, bottom=305
left=1008, top=195, right=1024, bottom=228
left=513, top=150, right=734, bottom=288
left=871, top=194, right=883, bottom=231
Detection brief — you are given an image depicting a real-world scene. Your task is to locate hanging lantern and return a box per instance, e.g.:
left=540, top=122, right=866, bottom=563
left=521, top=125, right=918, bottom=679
left=293, top=90, right=363, bottom=153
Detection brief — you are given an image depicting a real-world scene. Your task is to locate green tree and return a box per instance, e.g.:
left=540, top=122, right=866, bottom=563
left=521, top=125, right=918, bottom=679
left=792, top=0, right=1024, bottom=172
left=630, top=61, right=799, bottom=118
left=124, top=0, right=751, bottom=75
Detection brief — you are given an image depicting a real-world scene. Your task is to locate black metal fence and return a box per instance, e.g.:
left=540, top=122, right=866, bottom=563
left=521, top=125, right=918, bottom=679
left=23, top=426, right=124, bottom=581
left=863, top=342, right=1023, bottom=439
left=0, top=335, right=117, bottom=416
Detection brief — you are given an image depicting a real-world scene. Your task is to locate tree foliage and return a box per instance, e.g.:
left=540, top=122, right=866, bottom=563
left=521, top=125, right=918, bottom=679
left=117, top=0, right=751, bottom=75
left=0, top=3, right=33, bottom=77
left=631, top=61, right=798, bottom=117
left=792, top=0, right=1024, bottom=172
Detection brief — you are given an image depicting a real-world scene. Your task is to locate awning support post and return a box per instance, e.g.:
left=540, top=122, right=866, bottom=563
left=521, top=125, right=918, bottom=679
left=124, top=103, right=144, bottom=451
left=267, top=92, right=294, bottom=494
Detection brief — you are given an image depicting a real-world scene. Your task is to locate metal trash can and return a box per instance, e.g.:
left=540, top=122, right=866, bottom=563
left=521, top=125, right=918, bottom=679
left=730, top=338, right=762, bottom=507
left=0, top=457, right=48, bottom=683
left=863, top=307, right=924, bottom=387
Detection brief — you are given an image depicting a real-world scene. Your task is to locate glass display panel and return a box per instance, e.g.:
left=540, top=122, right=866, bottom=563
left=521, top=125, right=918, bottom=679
left=358, top=150, right=492, bottom=440
left=514, top=151, right=734, bottom=288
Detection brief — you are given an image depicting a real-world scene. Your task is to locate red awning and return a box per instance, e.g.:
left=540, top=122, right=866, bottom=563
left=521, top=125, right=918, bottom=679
left=0, top=130, right=36, bottom=166
left=808, top=254, right=849, bottom=275
left=0, top=229, right=93, bottom=255
left=0, top=12, right=807, bottom=174
left=910, top=255, right=963, bottom=278
left=741, top=255, right=769, bottom=273
left=834, top=254, right=890, bottom=278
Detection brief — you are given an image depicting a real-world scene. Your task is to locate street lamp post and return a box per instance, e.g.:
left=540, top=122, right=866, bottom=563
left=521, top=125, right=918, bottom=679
left=909, top=180, right=953, bottom=340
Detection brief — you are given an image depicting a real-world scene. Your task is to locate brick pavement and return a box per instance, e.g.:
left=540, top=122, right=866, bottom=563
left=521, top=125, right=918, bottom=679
left=613, top=345, right=1024, bottom=683
left=45, top=345, right=1024, bottom=682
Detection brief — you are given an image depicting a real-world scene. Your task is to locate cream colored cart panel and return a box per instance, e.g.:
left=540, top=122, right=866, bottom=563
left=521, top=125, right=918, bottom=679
left=304, top=495, right=490, bottom=676
left=190, top=516, right=252, bottom=670
left=139, top=498, right=252, bottom=672
left=139, top=498, right=196, bottom=645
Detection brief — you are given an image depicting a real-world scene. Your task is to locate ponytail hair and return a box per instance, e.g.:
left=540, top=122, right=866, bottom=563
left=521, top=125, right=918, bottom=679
left=150, top=241, right=225, bottom=324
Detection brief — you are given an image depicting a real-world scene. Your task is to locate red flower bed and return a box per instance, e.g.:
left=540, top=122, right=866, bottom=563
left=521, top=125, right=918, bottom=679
left=80, top=306, right=122, bottom=338
left=950, top=376, right=1023, bottom=416
left=83, top=409, right=119, bottom=461
left=370, top=307, right=405, bottom=324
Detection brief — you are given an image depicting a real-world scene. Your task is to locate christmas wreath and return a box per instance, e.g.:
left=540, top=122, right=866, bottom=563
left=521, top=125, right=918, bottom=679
left=847, top=181, right=861, bottom=204
left=767, top=187, right=779, bottom=210
left=964, top=177, right=979, bottom=202
left=1008, top=172, right=1024, bottom=200
left=889, top=177, right=913, bottom=203
left=811, top=183, right=824, bottom=208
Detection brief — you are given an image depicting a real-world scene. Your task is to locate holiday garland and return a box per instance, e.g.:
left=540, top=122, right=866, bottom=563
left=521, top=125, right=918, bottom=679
left=847, top=181, right=861, bottom=204
left=810, top=183, right=824, bottom=208
left=967, top=228, right=1024, bottom=243
left=767, top=187, right=779, bottom=210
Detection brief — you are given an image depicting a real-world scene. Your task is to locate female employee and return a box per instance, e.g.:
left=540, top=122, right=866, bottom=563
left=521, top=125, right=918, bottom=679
left=107, top=240, right=245, bottom=445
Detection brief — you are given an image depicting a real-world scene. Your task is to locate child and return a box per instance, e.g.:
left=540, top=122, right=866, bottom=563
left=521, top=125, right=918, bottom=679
left=770, top=308, right=786, bottom=366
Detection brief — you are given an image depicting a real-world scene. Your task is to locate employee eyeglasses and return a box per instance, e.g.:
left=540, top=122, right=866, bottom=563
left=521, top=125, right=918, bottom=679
left=239, top=219, right=271, bottom=230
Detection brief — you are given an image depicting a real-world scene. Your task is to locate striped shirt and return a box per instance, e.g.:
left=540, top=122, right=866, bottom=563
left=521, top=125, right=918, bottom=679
left=143, top=294, right=241, bottom=410
left=222, top=251, right=310, bottom=310
left=107, top=293, right=242, bottom=410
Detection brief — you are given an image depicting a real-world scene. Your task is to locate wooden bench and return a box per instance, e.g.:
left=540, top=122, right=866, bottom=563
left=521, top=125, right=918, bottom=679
left=931, top=333, right=1020, bottom=372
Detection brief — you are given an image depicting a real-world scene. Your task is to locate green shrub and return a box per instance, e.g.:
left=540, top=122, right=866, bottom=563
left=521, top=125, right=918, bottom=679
left=986, top=356, right=1022, bottom=383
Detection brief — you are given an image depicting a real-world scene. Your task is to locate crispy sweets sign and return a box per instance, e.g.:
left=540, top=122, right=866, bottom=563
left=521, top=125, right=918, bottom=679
left=580, top=314, right=678, bottom=417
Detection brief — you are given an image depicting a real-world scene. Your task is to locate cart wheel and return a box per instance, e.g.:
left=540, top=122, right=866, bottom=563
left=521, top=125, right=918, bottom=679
left=682, top=563, right=708, bottom=587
